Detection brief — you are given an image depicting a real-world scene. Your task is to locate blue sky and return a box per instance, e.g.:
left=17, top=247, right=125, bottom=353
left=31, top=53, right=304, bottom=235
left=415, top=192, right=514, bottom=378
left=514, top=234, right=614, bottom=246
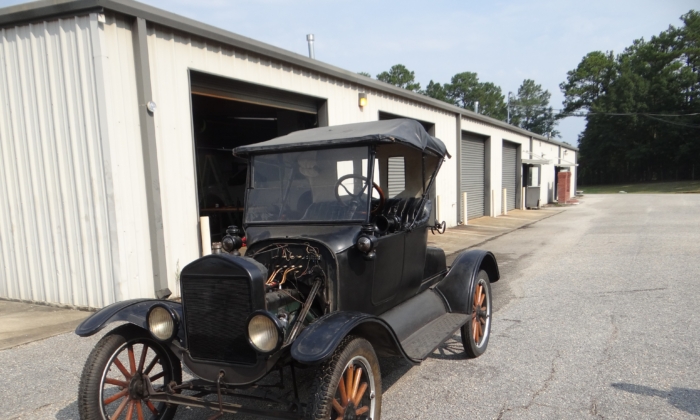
left=2, top=0, right=697, bottom=144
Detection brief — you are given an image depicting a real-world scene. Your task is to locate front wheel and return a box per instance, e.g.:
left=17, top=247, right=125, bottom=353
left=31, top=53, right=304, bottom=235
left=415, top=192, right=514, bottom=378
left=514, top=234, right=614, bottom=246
left=307, top=336, right=382, bottom=420
left=461, top=269, right=492, bottom=358
left=78, top=325, right=182, bottom=420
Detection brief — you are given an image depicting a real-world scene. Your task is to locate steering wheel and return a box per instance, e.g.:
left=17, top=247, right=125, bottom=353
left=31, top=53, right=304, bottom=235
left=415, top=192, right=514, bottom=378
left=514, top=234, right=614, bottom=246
left=334, top=174, right=385, bottom=214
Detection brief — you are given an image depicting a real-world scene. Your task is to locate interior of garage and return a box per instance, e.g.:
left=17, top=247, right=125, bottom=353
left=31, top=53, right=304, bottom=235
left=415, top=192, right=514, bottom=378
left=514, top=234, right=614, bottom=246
left=189, top=71, right=326, bottom=240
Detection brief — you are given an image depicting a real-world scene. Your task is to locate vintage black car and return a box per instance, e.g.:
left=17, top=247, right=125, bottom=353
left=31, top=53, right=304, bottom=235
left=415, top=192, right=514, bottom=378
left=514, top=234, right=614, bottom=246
left=75, top=119, right=499, bottom=420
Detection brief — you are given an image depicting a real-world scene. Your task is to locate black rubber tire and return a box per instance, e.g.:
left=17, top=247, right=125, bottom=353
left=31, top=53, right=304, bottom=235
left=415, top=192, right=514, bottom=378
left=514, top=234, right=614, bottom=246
left=306, top=336, right=382, bottom=420
left=461, top=269, right=492, bottom=359
left=78, top=324, right=182, bottom=420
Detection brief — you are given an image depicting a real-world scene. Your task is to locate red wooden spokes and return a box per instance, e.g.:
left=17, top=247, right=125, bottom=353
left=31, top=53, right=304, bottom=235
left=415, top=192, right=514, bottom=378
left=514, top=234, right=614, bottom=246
left=472, top=283, right=487, bottom=344
left=136, top=402, right=145, bottom=420
left=102, top=343, right=163, bottom=419
left=127, top=345, right=136, bottom=375
left=333, top=363, right=370, bottom=419
left=146, top=400, right=159, bottom=416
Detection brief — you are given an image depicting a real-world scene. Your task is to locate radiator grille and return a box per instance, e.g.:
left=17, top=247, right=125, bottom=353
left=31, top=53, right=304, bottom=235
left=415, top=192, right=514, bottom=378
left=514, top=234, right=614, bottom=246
left=181, top=277, right=258, bottom=365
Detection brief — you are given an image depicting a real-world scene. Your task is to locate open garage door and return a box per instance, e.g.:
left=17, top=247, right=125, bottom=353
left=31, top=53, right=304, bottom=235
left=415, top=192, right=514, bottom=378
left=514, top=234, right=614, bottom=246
left=191, top=72, right=321, bottom=114
left=461, top=133, right=486, bottom=220
left=189, top=71, right=326, bottom=240
left=502, top=141, right=518, bottom=211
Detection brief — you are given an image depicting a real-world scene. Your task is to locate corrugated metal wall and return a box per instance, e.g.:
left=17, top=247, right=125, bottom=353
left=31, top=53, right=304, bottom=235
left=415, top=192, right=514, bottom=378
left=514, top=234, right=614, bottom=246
left=0, top=10, right=578, bottom=307
left=100, top=15, right=155, bottom=303
left=0, top=15, right=117, bottom=308
left=142, top=22, right=461, bottom=295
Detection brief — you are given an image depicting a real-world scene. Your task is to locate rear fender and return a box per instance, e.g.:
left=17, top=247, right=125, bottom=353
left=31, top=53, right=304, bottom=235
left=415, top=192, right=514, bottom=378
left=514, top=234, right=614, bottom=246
left=291, top=311, right=418, bottom=365
left=435, top=250, right=499, bottom=314
left=75, top=299, right=184, bottom=341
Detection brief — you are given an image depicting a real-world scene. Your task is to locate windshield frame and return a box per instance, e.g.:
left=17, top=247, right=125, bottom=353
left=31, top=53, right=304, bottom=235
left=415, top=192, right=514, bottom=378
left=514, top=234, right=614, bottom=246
left=244, top=145, right=376, bottom=226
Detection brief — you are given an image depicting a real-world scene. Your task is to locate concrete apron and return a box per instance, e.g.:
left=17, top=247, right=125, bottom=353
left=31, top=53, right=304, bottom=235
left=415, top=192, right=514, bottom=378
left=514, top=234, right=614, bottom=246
left=0, top=300, right=90, bottom=350
left=429, top=208, right=565, bottom=258
left=0, top=207, right=564, bottom=351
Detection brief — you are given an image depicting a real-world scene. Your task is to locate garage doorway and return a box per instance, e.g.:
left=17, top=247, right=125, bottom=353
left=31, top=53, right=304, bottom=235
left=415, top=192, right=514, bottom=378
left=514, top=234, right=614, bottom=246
left=189, top=71, right=327, bottom=240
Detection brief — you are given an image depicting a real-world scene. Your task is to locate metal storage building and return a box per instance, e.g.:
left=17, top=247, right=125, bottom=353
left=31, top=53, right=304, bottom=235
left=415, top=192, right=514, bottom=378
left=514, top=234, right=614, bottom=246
left=0, top=0, right=577, bottom=308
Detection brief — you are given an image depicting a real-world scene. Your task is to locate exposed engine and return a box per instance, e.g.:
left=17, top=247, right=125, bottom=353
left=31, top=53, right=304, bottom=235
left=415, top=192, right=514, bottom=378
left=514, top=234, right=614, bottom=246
left=247, top=242, right=331, bottom=343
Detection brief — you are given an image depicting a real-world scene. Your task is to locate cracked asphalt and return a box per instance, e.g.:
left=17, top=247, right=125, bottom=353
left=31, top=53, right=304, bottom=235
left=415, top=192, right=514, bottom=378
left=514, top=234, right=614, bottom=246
left=2, top=194, right=700, bottom=419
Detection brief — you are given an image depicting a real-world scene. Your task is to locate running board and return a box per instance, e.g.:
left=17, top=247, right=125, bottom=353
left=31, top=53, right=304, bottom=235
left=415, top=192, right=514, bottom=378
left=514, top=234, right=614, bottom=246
left=400, top=313, right=469, bottom=361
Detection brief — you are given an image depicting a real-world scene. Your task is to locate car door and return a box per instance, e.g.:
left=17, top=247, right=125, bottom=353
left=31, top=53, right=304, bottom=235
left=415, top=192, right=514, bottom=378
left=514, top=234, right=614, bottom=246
left=371, top=232, right=406, bottom=307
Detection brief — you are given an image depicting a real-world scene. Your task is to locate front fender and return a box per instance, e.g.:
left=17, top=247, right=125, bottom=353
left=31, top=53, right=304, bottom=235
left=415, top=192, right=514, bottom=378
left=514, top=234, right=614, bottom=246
left=75, top=299, right=183, bottom=338
left=435, top=249, right=499, bottom=314
left=291, top=311, right=417, bottom=365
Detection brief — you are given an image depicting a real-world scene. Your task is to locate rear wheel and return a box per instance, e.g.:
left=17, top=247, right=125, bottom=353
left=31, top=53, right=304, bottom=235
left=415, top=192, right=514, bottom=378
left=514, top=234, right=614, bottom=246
left=461, top=270, right=492, bottom=358
left=78, top=325, right=182, bottom=420
left=307, top=336, right=381, bottom=420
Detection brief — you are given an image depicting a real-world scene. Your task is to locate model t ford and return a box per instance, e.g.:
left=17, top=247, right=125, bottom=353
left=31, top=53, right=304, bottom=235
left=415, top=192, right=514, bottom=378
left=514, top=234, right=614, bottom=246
left=75, top=119, right=499, bottom=419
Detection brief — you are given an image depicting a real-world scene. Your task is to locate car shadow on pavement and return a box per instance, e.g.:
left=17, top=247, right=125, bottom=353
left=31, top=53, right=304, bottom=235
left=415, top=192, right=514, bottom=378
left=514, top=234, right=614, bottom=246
left=427, top=334, right=467, bottom=360
left=611, top=383, right=700, bottom=417
left=379, top=356, right=413, bottom=392
left=55, top=401, right=79, bottom=419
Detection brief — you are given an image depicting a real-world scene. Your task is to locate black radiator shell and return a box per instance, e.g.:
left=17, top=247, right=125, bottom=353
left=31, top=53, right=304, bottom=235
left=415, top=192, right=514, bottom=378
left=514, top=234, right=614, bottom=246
left=180, top=255, right=267, bottom=365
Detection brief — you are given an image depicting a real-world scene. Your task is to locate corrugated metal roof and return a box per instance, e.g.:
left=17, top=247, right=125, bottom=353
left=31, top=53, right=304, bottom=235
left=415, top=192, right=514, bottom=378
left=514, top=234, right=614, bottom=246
left=0, top=0, right=578, bottom=152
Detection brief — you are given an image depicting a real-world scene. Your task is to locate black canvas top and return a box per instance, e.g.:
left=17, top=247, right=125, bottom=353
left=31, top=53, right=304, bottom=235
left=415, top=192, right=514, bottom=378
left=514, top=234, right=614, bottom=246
left=234, top=119, right=450, bottom=158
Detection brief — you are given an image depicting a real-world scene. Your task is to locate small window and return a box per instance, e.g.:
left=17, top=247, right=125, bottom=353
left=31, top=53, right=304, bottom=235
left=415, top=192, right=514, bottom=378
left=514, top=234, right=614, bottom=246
left=387, top=156, right=405, bottom=198
left=528, top=166, right=540, bottom=187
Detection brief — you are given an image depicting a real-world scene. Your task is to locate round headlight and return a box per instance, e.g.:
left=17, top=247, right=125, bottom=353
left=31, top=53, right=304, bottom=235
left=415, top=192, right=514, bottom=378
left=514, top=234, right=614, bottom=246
left=356, top=236, right=372, bottom=253
left=148, top=306, right=175, bottom=341
left=247, top=313, right=281, bottom=353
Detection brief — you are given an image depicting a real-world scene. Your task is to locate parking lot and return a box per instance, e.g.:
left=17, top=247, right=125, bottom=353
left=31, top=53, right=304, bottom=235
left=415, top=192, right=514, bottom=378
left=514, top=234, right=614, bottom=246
left=2, top=194, right=699, bottom=419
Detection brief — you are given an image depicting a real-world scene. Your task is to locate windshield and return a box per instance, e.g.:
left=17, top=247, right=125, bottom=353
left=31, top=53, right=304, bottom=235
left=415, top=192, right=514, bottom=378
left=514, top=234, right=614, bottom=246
left=246, top=147, right=374, bottom=223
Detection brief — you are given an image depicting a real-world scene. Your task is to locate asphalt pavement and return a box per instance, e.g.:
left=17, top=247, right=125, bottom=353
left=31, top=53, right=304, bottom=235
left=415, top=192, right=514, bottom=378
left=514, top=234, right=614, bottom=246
left=2, top=194, right=699, bottom=419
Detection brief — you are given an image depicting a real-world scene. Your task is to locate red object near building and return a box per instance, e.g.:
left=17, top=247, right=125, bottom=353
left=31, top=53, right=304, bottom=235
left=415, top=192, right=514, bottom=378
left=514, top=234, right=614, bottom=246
left=557, top=171, right=571, bottom=203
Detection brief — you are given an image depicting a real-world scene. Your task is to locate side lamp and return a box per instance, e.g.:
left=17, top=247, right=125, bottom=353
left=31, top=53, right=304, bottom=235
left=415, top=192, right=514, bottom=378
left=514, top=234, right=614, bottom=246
left=355, top=224, right=377, bottom=260
left=358, top=92, right=368, bottom=108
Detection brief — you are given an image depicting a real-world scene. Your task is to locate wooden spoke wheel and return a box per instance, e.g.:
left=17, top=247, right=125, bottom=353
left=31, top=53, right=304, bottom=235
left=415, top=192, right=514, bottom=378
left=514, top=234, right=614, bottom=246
left=461, top=269, right=492, bottom=358
left=307, top=336, right=382, bottom=420
left=78, top=325, right=182, bottom=420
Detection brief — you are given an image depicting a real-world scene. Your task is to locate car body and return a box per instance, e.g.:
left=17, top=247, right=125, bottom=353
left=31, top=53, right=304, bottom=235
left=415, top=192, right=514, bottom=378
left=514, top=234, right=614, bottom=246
left=76, top=119, right=499, bottom=420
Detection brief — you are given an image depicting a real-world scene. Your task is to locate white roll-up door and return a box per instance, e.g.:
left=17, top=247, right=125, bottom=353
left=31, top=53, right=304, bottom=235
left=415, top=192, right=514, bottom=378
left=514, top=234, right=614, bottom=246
left=387, top=156, right=406, bottom=198
left=502, top=142, right=518, bottom=211
left=461, top=134, right=486, bottom=219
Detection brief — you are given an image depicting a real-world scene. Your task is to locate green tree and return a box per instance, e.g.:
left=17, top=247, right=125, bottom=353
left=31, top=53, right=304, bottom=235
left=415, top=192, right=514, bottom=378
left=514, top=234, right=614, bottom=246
left=421, top=80, right=452, bottom=103
left=376, top=64, right=421, bottom=92
left=444, top=72, right=508, bottom=120
left=560, top=10, right=700, bottom=185
left=560, top=51, right=617, bottom=114
left=357, top=71, right=372, bottom=78
left=444, top=72, right=480, bottom=109
left=475, top=82, right=508, bottom=120
left=510, top=79, right=559, bottom=137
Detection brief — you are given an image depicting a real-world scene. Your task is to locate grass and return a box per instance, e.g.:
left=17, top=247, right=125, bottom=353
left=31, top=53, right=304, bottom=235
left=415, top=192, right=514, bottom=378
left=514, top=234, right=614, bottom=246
left=580, top=180, right=700, bottom=194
